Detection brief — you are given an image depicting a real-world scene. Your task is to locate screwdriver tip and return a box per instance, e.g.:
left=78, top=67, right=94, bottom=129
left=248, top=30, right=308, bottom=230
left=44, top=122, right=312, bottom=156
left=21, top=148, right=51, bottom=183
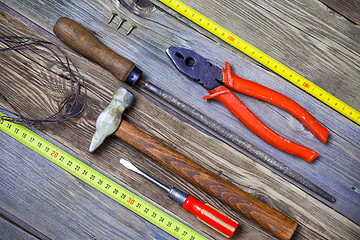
left=120, top=158, right=139, bottom=173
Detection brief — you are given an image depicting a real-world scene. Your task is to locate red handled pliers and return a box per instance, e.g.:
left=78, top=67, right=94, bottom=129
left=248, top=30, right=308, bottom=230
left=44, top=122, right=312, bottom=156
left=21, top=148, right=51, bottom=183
left=167, top=46, right=329, bottom=162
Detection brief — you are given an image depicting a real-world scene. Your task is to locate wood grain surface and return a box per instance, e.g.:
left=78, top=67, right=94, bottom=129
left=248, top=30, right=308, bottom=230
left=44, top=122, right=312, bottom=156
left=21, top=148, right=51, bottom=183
left=0, top=0, right=359, bottom=239
left=318, top=0, right=360, bottom=24
left=114, top=120, right=298, bottom=240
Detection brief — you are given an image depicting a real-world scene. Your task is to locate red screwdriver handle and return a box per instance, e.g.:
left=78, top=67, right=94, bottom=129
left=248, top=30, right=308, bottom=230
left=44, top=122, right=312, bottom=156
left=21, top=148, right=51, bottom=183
left=182, top=196, right=238, bottom=238
left=204, top=86, right=319, bottom=162
left=221, top=62, right=329, bottom=143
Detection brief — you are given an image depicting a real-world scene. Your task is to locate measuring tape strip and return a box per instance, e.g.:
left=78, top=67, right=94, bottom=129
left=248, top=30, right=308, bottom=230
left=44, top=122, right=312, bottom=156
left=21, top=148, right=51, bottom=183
left=158, top=0, right=360, bottom=125
left=0, top=113, right=207, bottom=240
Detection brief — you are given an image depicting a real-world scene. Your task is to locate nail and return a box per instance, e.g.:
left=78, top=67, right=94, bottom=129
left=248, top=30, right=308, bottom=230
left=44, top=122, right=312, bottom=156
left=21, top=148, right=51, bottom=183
left=126, top=25, right=136, bottom=36
left=117, top=18, right=126, bottom=30
left=108, top=12, right=117, bottom=24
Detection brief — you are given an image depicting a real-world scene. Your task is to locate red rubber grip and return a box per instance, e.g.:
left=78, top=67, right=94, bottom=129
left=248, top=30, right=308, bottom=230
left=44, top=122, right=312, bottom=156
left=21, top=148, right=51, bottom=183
left=221, top=62, right=329, bottom=143
left=204, top=86, right=318, bottom=162
left=182, top=196, right=238, bottom=238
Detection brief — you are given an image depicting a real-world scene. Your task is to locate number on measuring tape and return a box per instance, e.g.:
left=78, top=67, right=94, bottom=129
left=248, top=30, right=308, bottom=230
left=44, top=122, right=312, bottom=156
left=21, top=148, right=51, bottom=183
left=158, top=0, right=360, bottom=125
left=0, top=113, right=207, bottom=240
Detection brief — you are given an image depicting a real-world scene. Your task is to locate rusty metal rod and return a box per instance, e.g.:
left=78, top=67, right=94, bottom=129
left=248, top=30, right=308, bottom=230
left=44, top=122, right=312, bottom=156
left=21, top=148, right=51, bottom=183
left=53, top=16, right=335, bottom=203
left=53, top=17, right=336, bottom=239
left=139, top=79, right=336, bottom=203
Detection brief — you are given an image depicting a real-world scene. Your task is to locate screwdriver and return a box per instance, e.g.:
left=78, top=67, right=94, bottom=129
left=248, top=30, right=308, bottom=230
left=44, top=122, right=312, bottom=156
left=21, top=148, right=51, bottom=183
left=120, top=158, right=238, bottom=238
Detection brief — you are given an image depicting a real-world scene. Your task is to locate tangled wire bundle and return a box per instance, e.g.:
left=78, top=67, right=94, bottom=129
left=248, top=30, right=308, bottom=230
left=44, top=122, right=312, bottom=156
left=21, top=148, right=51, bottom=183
left=0, top=36, right=87, bottom=126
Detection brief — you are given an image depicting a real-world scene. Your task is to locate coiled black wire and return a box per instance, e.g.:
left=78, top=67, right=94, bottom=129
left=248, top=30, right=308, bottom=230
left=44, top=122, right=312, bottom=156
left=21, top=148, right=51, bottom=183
left=0, top=36, right=87, bottom=126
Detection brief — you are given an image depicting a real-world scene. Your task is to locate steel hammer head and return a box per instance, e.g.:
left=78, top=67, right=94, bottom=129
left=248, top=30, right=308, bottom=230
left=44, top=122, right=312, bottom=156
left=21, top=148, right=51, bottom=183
left=89, top=87, right=134, bottom=152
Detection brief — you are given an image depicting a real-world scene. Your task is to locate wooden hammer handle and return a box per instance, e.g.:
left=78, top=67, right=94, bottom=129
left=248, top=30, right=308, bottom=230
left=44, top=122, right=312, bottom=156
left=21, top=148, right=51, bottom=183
left=53, top=17, right=297, bottom=239
left=53, top=17, right=135, bottom=82
left=115, top=120, right=298, bottom=240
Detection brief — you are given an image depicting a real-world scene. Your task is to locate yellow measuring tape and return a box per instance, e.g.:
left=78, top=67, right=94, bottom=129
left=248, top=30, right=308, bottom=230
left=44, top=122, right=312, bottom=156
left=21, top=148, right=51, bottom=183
left=0, top=113, right=207, bottom=240
left=158, top=0, right=360, bottom=125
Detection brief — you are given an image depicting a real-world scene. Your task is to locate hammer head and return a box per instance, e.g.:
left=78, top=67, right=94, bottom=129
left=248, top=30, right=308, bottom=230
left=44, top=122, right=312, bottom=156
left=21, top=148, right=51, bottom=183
left=89, top=87, right=134, bottom=152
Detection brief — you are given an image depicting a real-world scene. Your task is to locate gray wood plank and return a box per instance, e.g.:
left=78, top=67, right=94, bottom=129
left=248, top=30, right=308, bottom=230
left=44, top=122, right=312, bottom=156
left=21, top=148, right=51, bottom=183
left=0, top=126, right=178, bottom=240
left=0, top=8, right=234, bottom=240
left=0, top=216, right=39, bottom=240
left=11, top=0, right=357, bottom=222
left=0, top=205, right=50, bottom=239
left=318, top=0, right=360, bottom=25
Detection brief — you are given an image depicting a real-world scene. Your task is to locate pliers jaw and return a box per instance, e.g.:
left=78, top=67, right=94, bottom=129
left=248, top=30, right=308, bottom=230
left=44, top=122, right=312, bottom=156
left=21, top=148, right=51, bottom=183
left=166, top=46, right=223, bottom=90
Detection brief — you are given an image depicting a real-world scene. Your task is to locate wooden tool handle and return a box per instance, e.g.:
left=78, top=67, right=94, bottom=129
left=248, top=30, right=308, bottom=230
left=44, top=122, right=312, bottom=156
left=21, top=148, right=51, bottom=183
left=53, top=17, right=135, bottom=82
left=114, top=120, right=298, bottom=240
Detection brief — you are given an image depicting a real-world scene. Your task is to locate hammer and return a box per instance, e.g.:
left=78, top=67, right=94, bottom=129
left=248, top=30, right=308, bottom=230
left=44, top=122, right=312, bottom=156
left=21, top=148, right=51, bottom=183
left=54, top=17, right=297, bottom=240
left=90, top=87, right=239, bottom=238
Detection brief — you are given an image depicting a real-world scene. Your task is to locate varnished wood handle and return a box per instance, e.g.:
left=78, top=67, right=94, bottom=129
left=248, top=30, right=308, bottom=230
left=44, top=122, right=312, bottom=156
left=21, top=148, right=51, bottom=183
left=53, top=17, right=297, bottom=239
left=114, top=120, right=298, bottom=240
left=53, top=17, right=135, bottom=82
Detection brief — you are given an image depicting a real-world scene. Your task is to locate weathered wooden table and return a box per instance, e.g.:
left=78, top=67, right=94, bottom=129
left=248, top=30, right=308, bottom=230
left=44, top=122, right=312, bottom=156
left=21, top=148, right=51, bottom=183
left=0, top=0, right=359, bottom=239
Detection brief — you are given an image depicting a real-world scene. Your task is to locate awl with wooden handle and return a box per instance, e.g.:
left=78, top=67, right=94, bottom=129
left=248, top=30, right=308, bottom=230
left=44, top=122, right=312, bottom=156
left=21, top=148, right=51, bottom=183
left=52, top=17, right=336, bottom=204
left=53, top=17, right=142, bottom=85
left=53, top=17, right=298, bottom=240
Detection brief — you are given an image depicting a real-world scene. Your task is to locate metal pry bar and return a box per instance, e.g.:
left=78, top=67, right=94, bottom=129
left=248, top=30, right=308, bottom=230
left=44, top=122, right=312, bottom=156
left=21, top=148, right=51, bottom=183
left=53, top=16, right=335, bottom=203
left=140, top=80, right=336, bottom=203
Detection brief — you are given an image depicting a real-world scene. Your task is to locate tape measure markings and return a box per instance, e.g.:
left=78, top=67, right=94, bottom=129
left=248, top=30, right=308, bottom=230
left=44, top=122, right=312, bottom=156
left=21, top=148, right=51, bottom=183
left=159, top=0, right=360, bottom=124
left=0, top=114, right=207, bottom=240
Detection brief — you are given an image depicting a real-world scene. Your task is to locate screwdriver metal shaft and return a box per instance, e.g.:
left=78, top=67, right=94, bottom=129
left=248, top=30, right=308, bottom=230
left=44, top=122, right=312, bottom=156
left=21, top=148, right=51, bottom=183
left=120, top=158, right=170, bottom=192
